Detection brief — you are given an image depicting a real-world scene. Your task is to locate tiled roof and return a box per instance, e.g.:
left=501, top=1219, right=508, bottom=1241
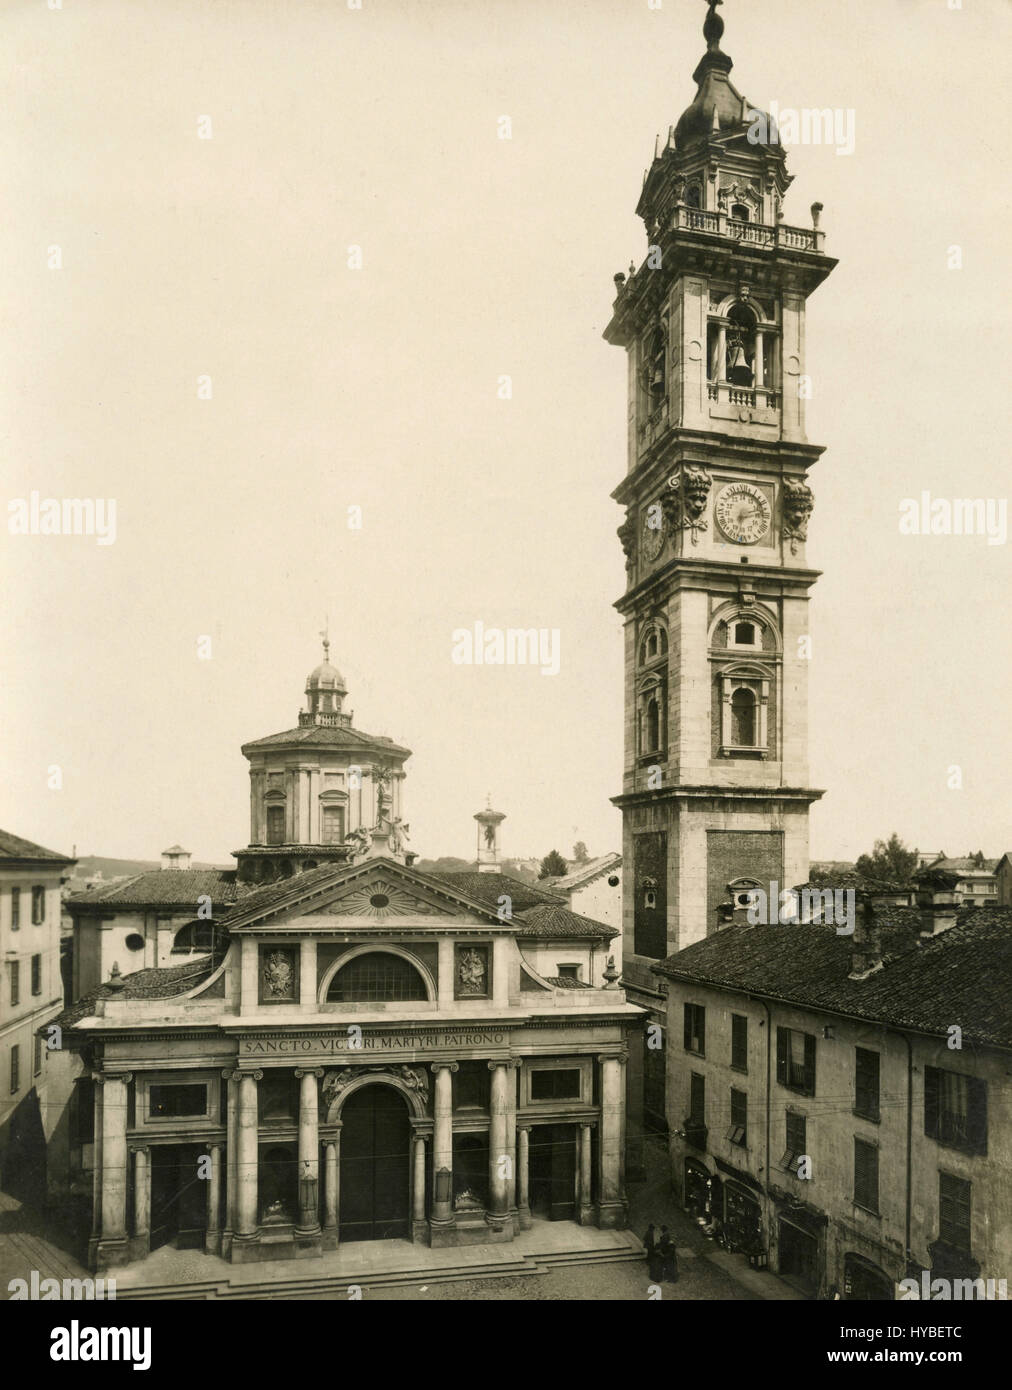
left=433, top=872, right=567, bottom=912
left=513, top=903, right=618, bottom=942
left=219, top=864, right=344, bottom=921
left=0, top=829, right=74, bottom=863
left=67, top=869, right=240, bottom=910
left=241, top=724, right=410, bottom=757
left=654, top=907, right=1012, bottom=1049
left=52, top=957, right=215, bottom=1031
left=542, top=853, right=622, bottom=893
left=798, top=869, right=915, bottom=895
left=926, top=857, right=997, bottom=876
left=543, top=975, right=596, bottom=989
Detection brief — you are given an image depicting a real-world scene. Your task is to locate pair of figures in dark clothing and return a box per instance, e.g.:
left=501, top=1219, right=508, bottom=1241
left=644, top=1224, right=678, bottom=1284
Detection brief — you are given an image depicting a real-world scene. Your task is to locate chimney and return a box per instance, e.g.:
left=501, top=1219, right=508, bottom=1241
left=161, top=845, right=192, bottom=871
left=915, top=868, right=961, bottom=937
left=847, top=897, right=884, bottom=979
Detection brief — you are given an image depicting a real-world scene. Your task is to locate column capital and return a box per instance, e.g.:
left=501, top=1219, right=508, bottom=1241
left=93, top=1071, right=133, bottom=1085
left=294, top=1067, right=325, bottom=1079
left=240, top=1069, right=264, bottom=1082
left=518, top=1122, right=533, bottom=1134
left=597, top=1051, right=628, bottom=1066
left=129, top=1144, right=150, bottom=1156
left=221, top=1068, right=240, bottom=1081
left=430, top=1061, right=459, bottom=1075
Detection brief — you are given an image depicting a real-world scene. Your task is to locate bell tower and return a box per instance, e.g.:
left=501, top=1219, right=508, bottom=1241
left=605, top=1, right=837, bottom=1012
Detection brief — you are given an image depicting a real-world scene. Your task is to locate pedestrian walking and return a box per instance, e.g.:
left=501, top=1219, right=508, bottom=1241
left=644, top=1222, right=663, bottom=1282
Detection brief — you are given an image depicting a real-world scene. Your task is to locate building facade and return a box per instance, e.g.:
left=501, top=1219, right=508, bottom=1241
left=0, top=830, right=74, bottom=1200
left=58, top=656, right=642, bottom=1271
left=656, top=883, right=1012, bottom=1299
left=603, top=0, right=835, bottom=1140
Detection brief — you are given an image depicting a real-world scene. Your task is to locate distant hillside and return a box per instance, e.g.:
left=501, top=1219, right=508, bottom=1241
left=69, top=854, right=230, bottom=880
left=412, top=857, right=538, bottom=884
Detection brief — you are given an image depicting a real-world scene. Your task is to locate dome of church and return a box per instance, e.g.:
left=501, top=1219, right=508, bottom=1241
left=672, top=0, right=755, bottom=150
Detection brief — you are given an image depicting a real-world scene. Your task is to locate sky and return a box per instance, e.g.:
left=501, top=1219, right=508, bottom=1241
left=2, top=0, right=1010, bottom=868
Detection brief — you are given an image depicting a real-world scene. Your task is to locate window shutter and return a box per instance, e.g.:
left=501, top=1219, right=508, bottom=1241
left=968, top=1078, right=987, bottom=1154
left=683, top=1004, right=692, bottom=1052
left=776, top=1028, right=787, bottom=1086
left=803, top=1033, right=816, bottom=1096
left=924, top=1067, right=939, bottom=1138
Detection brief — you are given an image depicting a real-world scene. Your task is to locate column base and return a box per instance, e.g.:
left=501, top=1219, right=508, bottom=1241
left=578, top=1204, right=596, bottom=1226
left=94, top=1236, right=130, bottom=1272
left=597, top=1200, right=626, bottom=1230
left=411, top=1218, right=430, bottom=1245
left=428, top=1217, right=458, bottom=1249
left=204, top=1231, right=222, bottom=1257
left=130, top=1233, right=151, bottom=1262
left=322, top=1226, right=340, bottom=1251
left=517, top=1205, right=532, bottom=1232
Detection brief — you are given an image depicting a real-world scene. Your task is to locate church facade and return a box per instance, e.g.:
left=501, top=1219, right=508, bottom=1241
left=60, top=655, right=641, bottom=1271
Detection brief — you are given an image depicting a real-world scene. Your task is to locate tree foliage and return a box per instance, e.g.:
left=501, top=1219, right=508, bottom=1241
left=855, top=833, right=918, bottom=884
left=539, top=849, right=568, bottom=879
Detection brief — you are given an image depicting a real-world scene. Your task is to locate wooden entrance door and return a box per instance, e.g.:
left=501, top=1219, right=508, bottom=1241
left=149, top=1145, right=206, bottom=1252
left=529, top=1124, right=577, bottom=1221
left=339, top=1086, right=410, bottom=1241
left=778, top=1218, right=820, bottom=1292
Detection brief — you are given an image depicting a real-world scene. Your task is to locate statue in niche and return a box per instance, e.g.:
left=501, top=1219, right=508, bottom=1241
left=484, top=823, right=496, bottom=849
left=457, top=948, right=487, bottom=996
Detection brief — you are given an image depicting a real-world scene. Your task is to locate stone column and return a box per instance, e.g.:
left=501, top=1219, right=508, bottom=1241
left=88, top=1076, right=104, bottom=1268
left=579, top=1124, right=594, bottom=1225
left=221, top=1069, right=238, bottom=1249
left=717, top=324, right=727, bottom=382
left=754, top=330, right=765, bottom=387
left=295, top=1068, right=323, bottom=1235
left=411, top=1132, right=428, bottom=1242
left=487, top=1062, right=510, bottom=1230
left=204, top=1143, right=222, bottom=1254
left=322, top=1130, right=340, bottom=1249
left=597, top=1053, right=626, bottom=1229
left=235, top=1070, right=262, bottom=1247
left=131, top=1145, right=150, bottom=1258
left=429, top=1062, right=458, bottom=1239
left=94, top=1072, right=132, bottom=1270
left=517, top=1126, right=532, bottom=1231
left=505, top=1060, right=519, bottom=1228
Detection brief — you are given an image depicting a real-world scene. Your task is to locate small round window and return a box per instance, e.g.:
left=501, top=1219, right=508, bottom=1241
left=369, top=893, right=390, bottom=909
left=125, top=933, right=145, bottom=952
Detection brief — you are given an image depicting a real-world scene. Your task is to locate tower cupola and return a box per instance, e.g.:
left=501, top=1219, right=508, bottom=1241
left=301, top=633, right=352, bottom=727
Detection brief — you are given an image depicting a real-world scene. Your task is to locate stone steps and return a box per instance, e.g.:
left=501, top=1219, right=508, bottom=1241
left=116, top=1236, right=645, bottom=1300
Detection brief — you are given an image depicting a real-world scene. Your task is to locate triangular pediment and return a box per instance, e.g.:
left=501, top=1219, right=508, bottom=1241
left=227, top=858, right=508, bottom=931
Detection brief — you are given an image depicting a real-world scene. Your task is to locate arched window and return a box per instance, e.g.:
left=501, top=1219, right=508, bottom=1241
left=734, top=622, right=756, bottom=647
left=645, top=697, right=661, bottom=753
left=684, top=183, right=701, bottom=209
left=172, top=920, right=221, bottom=953
left=727, top=303, right=757, bottom=386
left=327, top=952, right=427, bottom=1003
left=731, top=689, right=756, bottom=746
left=731, top=202, right=750, bottom=222
left=639, top=626, right=668, bottom=665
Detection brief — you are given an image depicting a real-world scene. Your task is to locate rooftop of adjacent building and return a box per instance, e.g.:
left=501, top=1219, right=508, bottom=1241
left=67, top=867, right=242, bottom=910
left=541, top=852, right=622, bottom=894
left=0, top=827, right=74, bottom=864
left=655, top=903, right=1012, bottom=1051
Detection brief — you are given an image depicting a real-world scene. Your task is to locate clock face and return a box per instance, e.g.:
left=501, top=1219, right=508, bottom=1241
left=714, top=482, right=772, bottom=545
left=641, top=506, right=666, bottom=561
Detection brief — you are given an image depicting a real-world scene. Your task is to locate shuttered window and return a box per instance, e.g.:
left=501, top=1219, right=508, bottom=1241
left=684, top=1003, right=706, bottom=1056
left=731, top=1014, right=748, bottom=1071
left=924, top=1068, right=987, bottom=1155
left=689, top=1072, right=705, bottom=1126
left=776, top=1027, right=815, bottom=1095
left=939, top=1172, right=971, bottom=1250
left=728, top=1088, right=747, bottom=1146
left=854, top=1138, right=879, bottom=1212
left=854, top=1048, right=880, bottom=1121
